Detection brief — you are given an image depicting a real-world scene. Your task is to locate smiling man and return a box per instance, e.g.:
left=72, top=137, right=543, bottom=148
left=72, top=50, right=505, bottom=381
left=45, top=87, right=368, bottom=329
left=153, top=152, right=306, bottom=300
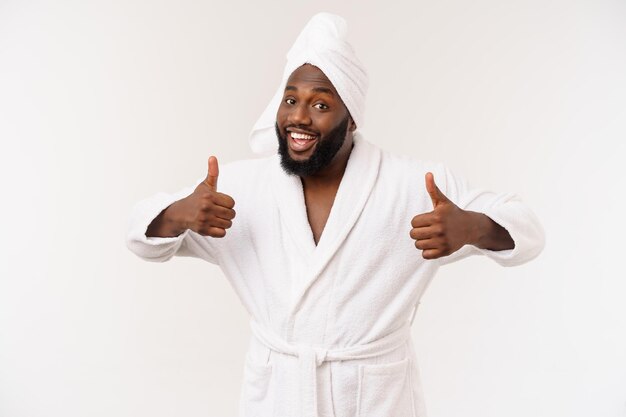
left=127, top=12, right=545, bottom=417
left=275, top=64, right=357, bottom=245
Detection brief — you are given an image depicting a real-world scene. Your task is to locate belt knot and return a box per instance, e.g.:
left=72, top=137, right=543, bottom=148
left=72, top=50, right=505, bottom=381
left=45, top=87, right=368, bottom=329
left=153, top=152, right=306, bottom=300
left=297, top=345, right=329, bottom=366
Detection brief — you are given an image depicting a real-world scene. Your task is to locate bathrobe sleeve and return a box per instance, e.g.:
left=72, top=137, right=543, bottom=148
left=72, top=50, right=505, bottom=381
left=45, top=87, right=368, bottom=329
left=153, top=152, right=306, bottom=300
left=126, top=176, right=220, bottom=264
left=436, top=164, right=545, bottom=267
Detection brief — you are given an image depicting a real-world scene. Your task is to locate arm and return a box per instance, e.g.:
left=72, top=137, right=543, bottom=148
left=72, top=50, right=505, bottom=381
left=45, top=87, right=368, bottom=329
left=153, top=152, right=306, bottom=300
left=126, top=156, right=236, bottom=263
left=463, top=210, right=515, bottom=251
left=410, top=169, right=544, bottom=266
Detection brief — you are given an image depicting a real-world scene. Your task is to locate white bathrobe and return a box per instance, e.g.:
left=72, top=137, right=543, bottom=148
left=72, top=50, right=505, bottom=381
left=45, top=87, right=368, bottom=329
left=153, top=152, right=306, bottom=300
left=126, top=134, right=545, bottom=417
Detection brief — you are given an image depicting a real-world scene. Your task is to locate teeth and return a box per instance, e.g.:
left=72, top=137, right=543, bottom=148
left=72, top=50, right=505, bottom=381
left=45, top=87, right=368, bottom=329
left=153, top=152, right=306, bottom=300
left=291, top=132, right=316, bottom=140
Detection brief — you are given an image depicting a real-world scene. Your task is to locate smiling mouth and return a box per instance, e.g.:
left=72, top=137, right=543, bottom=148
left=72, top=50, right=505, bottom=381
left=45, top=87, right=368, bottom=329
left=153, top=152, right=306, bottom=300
left=288, top=131, right=318, bottom=153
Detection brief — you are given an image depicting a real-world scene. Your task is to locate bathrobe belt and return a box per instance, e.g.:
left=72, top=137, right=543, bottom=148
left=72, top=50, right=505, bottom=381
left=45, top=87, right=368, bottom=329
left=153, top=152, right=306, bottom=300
left=249, top=320, right=412, bottom=417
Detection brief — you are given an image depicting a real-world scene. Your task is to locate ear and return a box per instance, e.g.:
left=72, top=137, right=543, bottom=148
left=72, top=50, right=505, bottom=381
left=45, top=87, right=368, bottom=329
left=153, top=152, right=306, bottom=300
left=348, top=117, right=357, bottom=132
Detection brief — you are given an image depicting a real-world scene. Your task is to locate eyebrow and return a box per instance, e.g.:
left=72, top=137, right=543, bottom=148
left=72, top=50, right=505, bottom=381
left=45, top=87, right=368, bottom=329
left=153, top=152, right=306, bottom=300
left=284, top=85, right=335, bottom=97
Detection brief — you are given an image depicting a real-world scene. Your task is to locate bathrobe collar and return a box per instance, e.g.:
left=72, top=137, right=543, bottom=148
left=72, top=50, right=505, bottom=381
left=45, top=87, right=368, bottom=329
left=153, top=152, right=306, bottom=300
left=271, top=133, right=382, bottom=314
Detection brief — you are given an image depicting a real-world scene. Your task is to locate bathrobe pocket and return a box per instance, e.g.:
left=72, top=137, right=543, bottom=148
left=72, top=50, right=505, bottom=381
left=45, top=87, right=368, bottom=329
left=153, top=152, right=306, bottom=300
left=241, top=353, right=274, bottom=417
left=355, top=357, right=414, bottom=417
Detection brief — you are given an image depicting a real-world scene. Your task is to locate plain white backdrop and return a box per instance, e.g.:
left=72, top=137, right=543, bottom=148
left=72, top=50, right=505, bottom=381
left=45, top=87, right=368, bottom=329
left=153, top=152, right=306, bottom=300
left=1, top=0, right=625, bottom=416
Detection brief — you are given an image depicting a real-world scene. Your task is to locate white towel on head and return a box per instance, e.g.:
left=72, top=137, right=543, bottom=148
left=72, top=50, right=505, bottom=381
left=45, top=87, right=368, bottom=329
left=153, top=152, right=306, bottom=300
left=249, top=12, right=368, bottom=155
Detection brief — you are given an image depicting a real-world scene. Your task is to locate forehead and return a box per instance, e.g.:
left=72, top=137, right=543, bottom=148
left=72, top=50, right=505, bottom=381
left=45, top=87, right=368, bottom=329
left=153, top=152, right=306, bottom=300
left=285, top=64, right=338, bottom=95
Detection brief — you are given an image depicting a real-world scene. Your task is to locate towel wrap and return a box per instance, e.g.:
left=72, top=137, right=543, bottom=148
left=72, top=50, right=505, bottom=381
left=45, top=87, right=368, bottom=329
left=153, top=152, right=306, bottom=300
left=249, top=12, right=368, bottom=156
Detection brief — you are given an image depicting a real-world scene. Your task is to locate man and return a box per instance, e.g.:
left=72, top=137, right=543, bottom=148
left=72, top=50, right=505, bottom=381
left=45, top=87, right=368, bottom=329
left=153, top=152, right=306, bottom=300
left=127, top=12, right=544, bottom=417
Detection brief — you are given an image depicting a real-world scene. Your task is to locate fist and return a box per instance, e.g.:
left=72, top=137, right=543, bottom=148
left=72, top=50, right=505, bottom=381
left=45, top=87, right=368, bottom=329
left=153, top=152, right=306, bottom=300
left=409, top=172, right=471, bottom=259
left=181, top=156, right=236, bottom=238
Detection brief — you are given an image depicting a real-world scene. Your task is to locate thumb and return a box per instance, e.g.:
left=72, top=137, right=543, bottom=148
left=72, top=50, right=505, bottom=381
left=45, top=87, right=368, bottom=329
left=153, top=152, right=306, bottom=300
left=425, top=172, right=448, bottom=208
left=204, top=156, right=219, bottom=191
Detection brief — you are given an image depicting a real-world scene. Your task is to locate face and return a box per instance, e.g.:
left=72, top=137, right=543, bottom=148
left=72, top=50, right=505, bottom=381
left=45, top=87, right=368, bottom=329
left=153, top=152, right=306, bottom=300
left=275, top=64, right=356, bottom=177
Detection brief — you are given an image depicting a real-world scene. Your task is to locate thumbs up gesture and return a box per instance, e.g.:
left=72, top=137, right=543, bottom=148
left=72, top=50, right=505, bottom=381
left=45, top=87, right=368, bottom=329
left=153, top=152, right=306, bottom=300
left=409, top=172, right=471, bottom=259
left=179, top=156, right=236, bottom=238
left=144, top=156, right=236, bottom=239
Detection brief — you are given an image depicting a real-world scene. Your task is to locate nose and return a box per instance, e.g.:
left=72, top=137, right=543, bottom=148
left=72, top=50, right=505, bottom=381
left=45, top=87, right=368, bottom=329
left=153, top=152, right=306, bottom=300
left=287, top=103, right=312, bottom=126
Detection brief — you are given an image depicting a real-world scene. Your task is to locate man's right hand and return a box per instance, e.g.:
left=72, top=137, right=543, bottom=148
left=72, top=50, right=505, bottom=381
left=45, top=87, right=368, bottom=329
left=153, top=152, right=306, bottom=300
left=145, top=156, right=236, bottom=238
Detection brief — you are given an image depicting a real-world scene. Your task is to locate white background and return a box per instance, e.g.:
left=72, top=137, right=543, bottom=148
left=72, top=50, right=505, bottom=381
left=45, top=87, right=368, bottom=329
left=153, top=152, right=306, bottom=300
left=1, top=0, right=625, bottom=416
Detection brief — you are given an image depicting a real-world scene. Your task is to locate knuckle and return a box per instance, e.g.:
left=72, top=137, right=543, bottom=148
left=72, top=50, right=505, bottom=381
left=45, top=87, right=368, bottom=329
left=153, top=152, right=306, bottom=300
left=207, top=192, right=218, bottom=203
left=198, top=215, right=213, bottom=228
left=200, top=199, right=213, bottom=212
left=426, top=250, right=440, bottom=260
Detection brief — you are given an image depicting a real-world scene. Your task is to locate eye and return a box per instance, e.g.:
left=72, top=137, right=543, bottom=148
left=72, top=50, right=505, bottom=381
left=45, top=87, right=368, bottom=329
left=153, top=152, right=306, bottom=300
left=285, top=98, right=296, bottom=105
left=314, top=103, right=329, bottom=110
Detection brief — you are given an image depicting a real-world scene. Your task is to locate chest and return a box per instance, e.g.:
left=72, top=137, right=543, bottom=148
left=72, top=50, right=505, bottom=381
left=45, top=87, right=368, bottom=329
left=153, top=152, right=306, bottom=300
left=303, top=186, right=338, bottom=245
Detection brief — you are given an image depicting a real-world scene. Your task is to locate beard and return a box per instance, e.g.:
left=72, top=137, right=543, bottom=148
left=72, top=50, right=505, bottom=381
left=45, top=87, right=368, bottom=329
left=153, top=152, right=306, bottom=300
left=275, top=116, right=350, bottom=177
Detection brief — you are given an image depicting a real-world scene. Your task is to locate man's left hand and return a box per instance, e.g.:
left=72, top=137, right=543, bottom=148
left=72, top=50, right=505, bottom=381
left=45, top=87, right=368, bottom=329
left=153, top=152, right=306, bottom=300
left=409, top=172, right=473, bottom=260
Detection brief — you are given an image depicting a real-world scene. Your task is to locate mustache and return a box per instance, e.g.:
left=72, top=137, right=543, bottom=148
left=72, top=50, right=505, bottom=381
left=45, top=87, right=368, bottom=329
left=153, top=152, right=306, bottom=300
left=284, top=126, right=319, bottom=136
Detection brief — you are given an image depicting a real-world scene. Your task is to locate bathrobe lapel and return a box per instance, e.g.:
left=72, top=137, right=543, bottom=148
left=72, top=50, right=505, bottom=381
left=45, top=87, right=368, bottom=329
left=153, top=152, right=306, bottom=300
left=272, top=135, right=382, bottom=316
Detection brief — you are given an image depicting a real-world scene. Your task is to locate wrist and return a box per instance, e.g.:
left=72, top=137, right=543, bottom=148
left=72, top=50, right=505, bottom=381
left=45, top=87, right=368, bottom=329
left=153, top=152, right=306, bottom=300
left=465, top=210, right=515, bottom=251
left=464, top=210, right=492, bottom=249
left=146, top=200, right=187, bottom=238
left=163, top=200, right=188, bottom=235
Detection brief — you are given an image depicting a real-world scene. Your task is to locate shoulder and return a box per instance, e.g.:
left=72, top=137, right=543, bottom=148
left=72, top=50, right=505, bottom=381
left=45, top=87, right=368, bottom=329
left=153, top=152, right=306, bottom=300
left=374, top=144, right=446, bottom=180
left=364, top=141, right=460, bottom=197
